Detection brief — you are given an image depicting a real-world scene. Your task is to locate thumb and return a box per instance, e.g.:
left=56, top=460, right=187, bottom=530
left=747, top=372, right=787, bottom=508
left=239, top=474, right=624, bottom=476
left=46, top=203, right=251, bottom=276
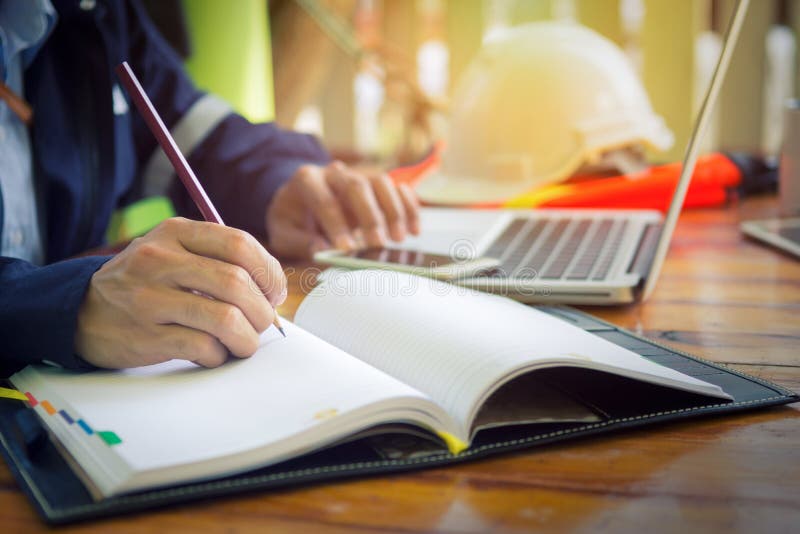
left=270, top=222, right=332, bottom=260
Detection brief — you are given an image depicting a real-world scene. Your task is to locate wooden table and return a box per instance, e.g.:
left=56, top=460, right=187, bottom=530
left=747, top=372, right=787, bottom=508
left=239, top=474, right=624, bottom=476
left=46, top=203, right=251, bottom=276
left=3, top=196, right=798, bottom=533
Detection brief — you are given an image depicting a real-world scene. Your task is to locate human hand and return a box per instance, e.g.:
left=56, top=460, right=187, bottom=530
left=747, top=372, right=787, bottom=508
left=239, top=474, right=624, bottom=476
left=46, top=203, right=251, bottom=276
left=74, top=217, right=287, bottom=368
left=266, top=161, right=420, bottom=259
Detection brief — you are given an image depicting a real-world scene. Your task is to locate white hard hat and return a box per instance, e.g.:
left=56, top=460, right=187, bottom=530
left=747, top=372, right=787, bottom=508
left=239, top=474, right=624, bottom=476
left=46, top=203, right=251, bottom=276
left=416, top=21, right=674, bottom=204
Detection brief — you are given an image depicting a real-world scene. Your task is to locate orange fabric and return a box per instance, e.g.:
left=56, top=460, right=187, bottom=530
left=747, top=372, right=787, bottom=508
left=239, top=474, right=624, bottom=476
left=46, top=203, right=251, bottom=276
left=511, top=152, right=741, bottom=211
left=388, top=141, right=444, bottom=187
left=389, top=147, right=742, bottom=212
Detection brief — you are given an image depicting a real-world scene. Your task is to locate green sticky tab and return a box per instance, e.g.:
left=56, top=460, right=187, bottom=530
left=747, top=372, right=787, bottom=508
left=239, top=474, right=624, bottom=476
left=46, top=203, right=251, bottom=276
left=106, top=196, right=175, bottom=244
left=98, top=431, right=122, bottom=446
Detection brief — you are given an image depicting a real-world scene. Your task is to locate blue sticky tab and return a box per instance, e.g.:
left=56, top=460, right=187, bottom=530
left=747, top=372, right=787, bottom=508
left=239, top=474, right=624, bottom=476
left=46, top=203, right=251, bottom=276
left=59, top=410, right=74, bottom=424
left=77, top=419, right=93, bottom=435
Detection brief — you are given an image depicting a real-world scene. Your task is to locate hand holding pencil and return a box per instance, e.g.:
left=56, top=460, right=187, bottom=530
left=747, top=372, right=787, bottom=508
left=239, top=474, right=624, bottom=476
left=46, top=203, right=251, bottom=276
left=114, top=62, right=285, bottom=338
left=74, top=61, right=418, bottom=369
left=73, top=63, right=287, bottom=369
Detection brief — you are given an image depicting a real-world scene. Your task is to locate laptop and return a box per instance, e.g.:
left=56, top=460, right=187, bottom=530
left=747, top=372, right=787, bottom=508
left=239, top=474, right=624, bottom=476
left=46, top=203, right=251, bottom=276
left=396, top=0, right=749, bottom=304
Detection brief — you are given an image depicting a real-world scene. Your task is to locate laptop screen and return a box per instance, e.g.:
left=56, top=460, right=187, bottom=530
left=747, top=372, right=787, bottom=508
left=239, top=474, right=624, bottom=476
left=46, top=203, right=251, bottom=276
left=641, top=0, right=750, bottom=300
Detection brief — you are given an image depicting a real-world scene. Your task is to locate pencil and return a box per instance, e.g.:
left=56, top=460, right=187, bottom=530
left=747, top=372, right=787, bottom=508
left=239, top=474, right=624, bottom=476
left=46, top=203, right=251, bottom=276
left=115, top=61, right=286, bottom=338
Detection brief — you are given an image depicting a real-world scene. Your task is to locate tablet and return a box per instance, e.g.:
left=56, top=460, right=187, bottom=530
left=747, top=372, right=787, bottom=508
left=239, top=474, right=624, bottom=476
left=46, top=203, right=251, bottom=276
left=740, top=218, right=800, bottom=258
left=314, top=247, right=500, bottom=280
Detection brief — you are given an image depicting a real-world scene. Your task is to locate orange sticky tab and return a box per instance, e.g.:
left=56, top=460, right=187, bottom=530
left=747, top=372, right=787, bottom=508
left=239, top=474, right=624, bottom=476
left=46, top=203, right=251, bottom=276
left=41, top=400, right=57, bottom=415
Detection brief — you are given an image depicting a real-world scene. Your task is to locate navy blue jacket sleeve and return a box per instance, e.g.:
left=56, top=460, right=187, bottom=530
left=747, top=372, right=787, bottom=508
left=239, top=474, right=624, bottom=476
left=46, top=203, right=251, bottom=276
left=126, top=0, right=330, bottom=240
left=178, top=116, right=330, bottom=239
left=0, top=256, right=109, bottom=376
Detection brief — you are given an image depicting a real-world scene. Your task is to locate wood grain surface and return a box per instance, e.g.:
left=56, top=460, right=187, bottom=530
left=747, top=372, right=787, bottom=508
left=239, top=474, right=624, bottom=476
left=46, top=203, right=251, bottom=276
left=2, top=195, right=798, bottom=533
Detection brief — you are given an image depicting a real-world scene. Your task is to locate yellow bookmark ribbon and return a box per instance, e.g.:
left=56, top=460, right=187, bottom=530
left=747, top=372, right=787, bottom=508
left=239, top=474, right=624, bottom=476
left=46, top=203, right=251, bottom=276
left=0, top=387, right=28, bottom=402
left=436, top=431, right=468, bottom=455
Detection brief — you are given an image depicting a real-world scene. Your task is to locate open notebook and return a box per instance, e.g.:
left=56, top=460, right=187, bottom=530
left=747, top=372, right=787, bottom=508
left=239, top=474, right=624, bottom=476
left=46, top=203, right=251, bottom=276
left=10, top=270, right=731, bottom=499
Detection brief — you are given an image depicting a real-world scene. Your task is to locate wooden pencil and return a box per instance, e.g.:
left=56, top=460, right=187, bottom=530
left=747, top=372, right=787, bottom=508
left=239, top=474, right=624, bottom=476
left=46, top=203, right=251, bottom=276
left=115, top=61, right=286, bottom=338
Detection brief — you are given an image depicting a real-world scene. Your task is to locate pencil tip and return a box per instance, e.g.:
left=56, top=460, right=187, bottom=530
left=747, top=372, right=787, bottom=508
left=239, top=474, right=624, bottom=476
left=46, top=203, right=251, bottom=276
left=278, top=327, right=287, bottom=338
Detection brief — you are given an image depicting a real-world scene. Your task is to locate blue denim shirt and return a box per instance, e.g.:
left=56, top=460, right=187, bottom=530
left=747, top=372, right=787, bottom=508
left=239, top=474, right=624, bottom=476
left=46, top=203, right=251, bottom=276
left=0, top=0, right=55, bottom=264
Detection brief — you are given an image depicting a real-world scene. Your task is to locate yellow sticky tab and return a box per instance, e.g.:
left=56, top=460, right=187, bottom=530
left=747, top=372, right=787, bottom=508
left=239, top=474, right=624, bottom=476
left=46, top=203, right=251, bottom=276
left=0, top=387, right=28, bottom=402
left=313, top=408, right=339, bottom=421
left=436, top=431, right=468, bottom=455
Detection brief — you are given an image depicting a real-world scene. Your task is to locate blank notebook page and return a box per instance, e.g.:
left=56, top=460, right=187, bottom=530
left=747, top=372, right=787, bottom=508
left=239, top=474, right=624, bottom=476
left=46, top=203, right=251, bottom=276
left=17, top=321, right=425, bottom=474
left=295, top=270, right=728, bottom=431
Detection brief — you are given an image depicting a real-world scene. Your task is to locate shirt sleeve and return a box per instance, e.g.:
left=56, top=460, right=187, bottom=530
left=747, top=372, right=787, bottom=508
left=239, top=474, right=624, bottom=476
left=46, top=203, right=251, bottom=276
left=126, top=0, right=330, bottom=240
left=175, top=115, right=331, bottom=239
left=0, top=256, right=109, bottom=377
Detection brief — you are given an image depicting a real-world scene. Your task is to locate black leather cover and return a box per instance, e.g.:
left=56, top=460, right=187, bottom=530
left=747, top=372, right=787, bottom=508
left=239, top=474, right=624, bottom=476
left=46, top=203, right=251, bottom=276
left=1, top=307, right=797, bottom=525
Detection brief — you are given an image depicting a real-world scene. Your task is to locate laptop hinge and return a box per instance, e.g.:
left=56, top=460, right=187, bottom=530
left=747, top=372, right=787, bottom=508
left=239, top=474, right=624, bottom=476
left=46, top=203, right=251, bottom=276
left=627, top=223, right=663, bottom=280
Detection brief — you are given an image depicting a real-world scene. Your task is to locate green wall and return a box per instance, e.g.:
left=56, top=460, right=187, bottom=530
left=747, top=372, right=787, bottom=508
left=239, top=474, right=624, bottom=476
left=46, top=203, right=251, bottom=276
left=182, top=0, right=275, bottom=122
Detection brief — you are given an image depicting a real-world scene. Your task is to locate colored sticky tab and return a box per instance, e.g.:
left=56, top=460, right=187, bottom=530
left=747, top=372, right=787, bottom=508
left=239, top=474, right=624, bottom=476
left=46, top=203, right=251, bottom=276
left=40, top=400, right=57, bottom=415
left=313, top=408, right=339, bottom=421
left=59, top=410, right=74, bottom=424
left=0, top=387, right=28, bottom=402
left=98, top=431, right=122, bottom=446
left=77, top=420, right=94, bottom=435
left=24, top=392, right=38, bottom=406
left=436, top=431, right=468, bottom=455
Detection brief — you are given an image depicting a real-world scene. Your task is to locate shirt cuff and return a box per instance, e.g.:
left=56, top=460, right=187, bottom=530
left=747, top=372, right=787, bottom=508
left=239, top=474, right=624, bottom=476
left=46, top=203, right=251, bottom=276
left=0, top=256, right=110, bottom=376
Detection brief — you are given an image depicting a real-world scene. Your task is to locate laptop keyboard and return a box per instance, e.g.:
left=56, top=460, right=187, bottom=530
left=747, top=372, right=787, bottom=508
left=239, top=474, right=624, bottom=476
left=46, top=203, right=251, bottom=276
left=483, top=217, right=629, bottom=281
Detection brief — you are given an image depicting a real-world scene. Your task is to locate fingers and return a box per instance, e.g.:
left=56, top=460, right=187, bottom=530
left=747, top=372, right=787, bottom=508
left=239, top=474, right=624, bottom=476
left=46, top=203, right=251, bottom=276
left=328, top=164, right=388, bottom=248
left=168, top=254, right=275, bottom=333
left=369, top=173, right=407, bottom=242
left=76, top=217, right=290, bottom=370
left=266, top=163, right=421, bottom=260
left=294, top=166, right=357, bottom=250
left=153, top=324, right=229, bottom=368
left=159, top=218, right=287, bottom=306
left=269, top=220, right=332, bottom=259
left=398, top=184, right=421, bottom=235
left=149, top=288, right=265, bottom=358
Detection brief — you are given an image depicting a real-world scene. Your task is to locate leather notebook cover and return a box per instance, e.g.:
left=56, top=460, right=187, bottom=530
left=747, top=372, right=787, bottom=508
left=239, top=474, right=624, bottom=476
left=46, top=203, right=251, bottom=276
left=1, top=307, right=796, bottom=525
